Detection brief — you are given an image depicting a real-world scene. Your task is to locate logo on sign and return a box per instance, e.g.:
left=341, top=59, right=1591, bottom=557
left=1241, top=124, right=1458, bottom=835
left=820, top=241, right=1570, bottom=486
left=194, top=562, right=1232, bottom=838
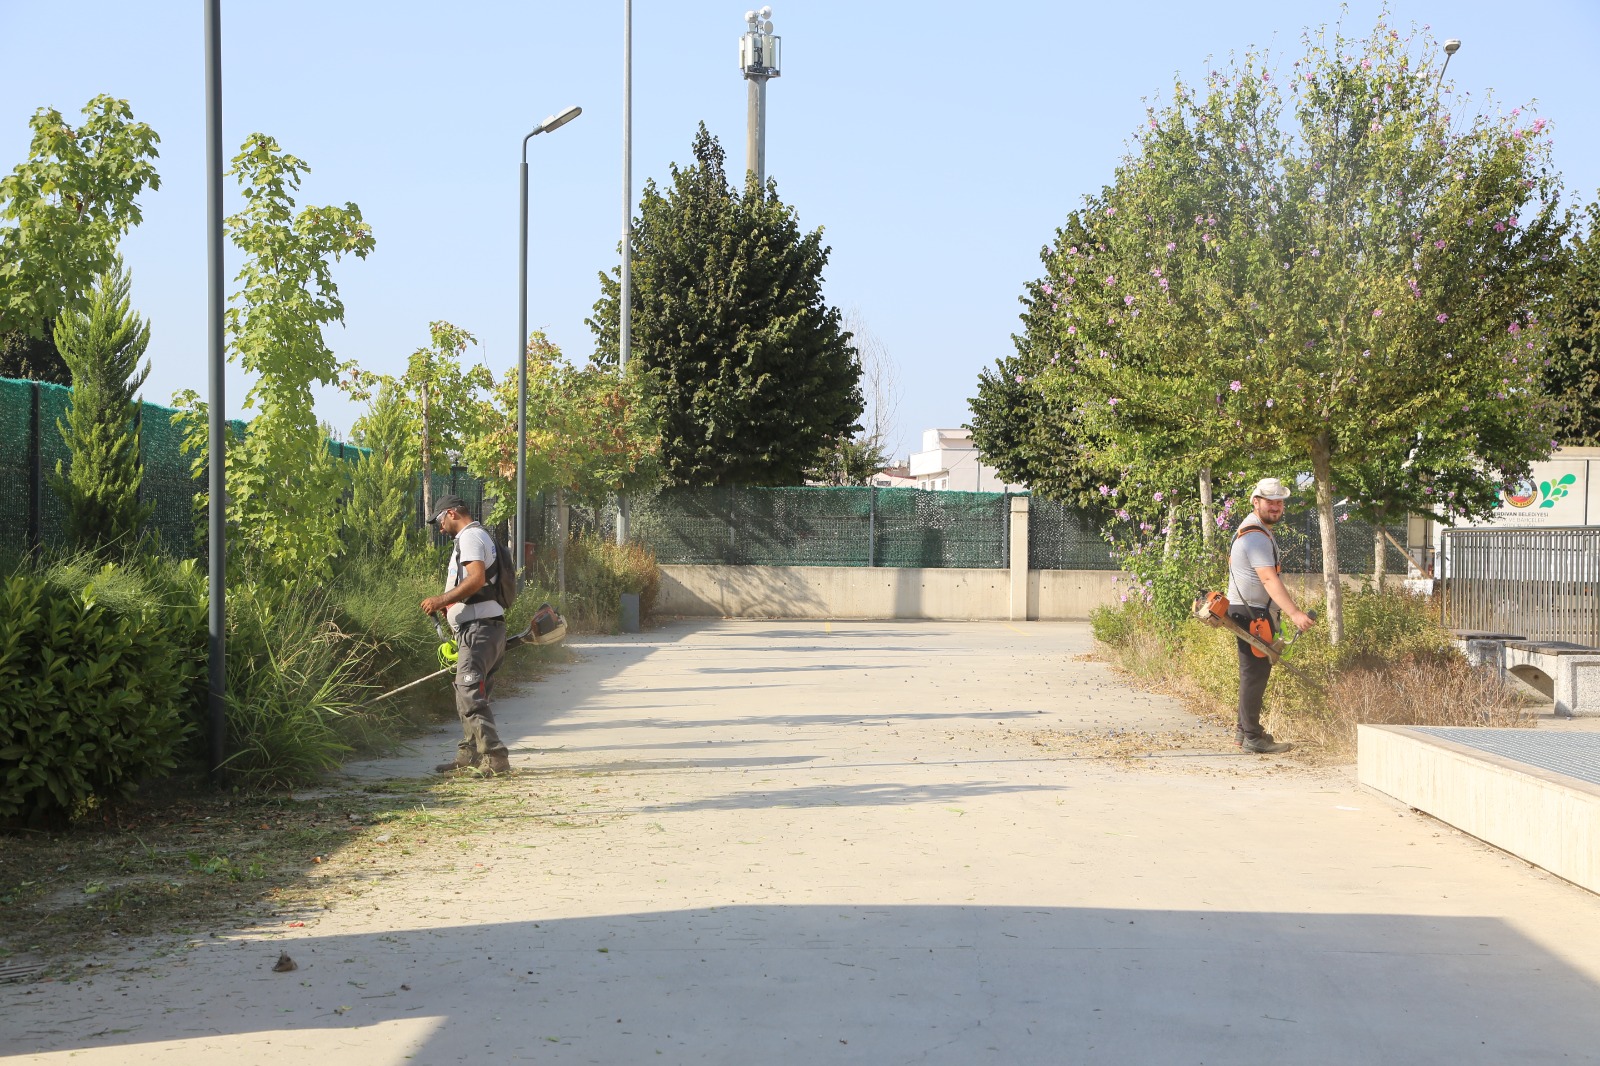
left=1539, top=473, right=1577, bottom=509
left=1504, top=478, right=1537, bottom=509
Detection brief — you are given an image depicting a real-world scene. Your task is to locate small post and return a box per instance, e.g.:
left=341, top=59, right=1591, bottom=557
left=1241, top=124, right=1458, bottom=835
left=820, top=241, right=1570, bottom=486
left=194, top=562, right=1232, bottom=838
left=867, top=485, right=878, bottom=567
left=1009, top=494, right=1030, bottom=622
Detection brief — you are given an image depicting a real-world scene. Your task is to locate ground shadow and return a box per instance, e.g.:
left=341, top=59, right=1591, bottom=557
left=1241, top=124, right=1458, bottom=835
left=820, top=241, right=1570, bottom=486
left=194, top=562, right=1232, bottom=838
left=8, top=905, right=1598, bottom=1064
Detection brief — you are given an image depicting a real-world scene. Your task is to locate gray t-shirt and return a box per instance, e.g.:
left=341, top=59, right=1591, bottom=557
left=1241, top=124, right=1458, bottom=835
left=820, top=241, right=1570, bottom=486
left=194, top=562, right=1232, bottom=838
left=444, top=523, right=504, bottom=630
left=1226, top=514, right=1279, bottom=612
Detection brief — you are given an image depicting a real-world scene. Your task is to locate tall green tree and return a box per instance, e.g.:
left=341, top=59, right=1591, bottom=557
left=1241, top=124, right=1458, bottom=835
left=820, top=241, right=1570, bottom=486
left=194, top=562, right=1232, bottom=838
left=1033, top=17, right=1562, bottom=642
left=176, top=134, right=374, bottom=582
left=588, top=124, right=862, bottom=486
left=1546, top=194, right=1600, bottom=446
left=49, top=258, right=153, bottom=556
left=0, top=95, right=161, bottom=377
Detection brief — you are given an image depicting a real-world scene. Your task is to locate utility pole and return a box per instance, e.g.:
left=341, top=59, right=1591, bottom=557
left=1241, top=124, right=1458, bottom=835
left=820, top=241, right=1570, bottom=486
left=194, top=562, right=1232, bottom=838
left=739, top=6, right=781, bottom=189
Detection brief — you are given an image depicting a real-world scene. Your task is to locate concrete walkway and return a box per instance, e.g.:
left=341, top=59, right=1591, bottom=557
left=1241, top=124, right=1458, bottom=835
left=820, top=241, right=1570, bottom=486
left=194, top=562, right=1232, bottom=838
left=6, top=620, right=1600, bottom=1064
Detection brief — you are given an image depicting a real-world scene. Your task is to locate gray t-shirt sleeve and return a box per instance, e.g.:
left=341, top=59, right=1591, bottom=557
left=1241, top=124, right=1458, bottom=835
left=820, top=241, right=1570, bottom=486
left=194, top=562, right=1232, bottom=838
left=1235, top=533, right=1276, bottom=572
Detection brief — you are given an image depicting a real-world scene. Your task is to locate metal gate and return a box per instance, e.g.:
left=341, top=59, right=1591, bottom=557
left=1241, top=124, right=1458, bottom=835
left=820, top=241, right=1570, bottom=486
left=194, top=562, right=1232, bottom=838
left=1441, top=527, right=1600, bottom=645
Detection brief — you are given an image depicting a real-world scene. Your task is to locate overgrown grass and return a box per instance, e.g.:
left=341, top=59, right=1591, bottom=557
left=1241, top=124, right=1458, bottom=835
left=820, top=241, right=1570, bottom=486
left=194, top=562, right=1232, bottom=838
left=530, top=534, right=660, bottom=633
left=1091, top=585, right=1536, bottom=759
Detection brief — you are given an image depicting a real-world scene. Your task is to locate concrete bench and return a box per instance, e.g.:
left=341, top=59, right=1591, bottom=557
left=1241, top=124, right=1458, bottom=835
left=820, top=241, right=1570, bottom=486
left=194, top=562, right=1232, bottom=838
left=1504, top=641, right=1600, bottom=719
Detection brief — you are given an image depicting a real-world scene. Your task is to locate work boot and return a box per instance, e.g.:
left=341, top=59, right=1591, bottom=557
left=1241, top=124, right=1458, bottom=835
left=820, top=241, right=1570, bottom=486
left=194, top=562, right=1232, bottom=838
left=1239, top=733, right=1294, bottom=755
left=433, top=750, right=478, bottom=774
left=480, top=750, right=513, bottom=777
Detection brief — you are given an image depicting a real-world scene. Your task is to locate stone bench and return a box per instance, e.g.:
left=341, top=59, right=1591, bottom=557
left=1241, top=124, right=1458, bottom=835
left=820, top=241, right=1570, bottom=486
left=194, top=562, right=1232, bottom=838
left=1448, top=633, right=1600, bottom=718
left=1504, top=641, right=1600, bottom=719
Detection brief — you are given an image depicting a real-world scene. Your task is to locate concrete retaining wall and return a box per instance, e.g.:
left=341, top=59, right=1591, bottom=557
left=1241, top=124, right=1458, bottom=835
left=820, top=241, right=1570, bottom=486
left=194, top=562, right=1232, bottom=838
left=658, top=565, right=1364, bottom=622
left=1358, top=725, right=1600, bottom=895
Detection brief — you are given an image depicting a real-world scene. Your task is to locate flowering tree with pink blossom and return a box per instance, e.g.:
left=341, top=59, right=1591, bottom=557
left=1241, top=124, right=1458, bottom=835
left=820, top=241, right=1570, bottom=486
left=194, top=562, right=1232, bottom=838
left=1028, top=12, right=1564, bottom=642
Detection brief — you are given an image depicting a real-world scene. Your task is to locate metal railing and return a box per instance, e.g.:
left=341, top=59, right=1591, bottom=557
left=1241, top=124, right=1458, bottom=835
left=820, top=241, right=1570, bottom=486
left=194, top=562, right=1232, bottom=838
left=1441, top=527, right=1600, bottom=646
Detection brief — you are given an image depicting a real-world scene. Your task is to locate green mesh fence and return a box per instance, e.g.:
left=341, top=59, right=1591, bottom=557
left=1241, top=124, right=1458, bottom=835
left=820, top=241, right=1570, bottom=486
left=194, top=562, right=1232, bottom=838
left=1029, top=498, right=1118, bottom=570
left=1, top=375, right=486, bottom=555
left=1274, top=509, right=1411, bottom=576
left=582, top=486, right=1013, bottom=569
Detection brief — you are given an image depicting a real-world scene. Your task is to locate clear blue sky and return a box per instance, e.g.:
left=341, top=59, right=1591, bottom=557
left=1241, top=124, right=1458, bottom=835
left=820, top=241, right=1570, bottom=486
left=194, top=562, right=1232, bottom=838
left=3, top=1, right=1596, bottom=461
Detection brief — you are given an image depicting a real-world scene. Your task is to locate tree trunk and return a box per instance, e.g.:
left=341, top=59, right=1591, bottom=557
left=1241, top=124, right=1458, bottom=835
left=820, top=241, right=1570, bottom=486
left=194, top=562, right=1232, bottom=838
left=556, top=487, right=569, bottom=601
left=1164, top=500, right=1178, bottom=559
left=1198, top=467, right=1214, bottom=550
left=419, top=382, right=432, bottom=526
left=1374, top=523, right=1387, bottom=589
left=1310, top=432, right=1344, bottom=645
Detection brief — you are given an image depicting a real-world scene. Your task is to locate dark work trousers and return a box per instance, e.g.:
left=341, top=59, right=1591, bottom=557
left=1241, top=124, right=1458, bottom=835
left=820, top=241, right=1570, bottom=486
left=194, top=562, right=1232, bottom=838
left=1229, top=608, right=1273, bottom=741
left=453, top=616, right=507, bottom=758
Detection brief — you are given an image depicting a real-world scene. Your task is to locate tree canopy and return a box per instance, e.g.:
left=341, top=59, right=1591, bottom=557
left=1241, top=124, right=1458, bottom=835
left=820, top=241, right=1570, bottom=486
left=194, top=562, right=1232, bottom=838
left=589, top=124, right=862, bottom=486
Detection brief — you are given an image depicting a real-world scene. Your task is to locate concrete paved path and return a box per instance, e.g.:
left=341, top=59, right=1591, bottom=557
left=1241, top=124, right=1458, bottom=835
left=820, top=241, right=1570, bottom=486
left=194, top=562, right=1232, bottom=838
left=6, top=620, right=1600, bottom=1064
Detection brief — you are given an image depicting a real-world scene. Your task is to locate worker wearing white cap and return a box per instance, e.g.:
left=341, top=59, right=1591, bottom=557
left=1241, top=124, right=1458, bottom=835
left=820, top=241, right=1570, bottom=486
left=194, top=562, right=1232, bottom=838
left=1225, top=477, right=1317, bottom=754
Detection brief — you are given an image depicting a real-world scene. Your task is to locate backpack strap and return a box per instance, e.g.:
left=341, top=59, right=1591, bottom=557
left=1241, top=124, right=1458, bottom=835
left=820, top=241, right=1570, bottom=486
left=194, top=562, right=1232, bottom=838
left=1233, top=523, right=1281, bottom=574
left=452, top=522, right=501, bottom=605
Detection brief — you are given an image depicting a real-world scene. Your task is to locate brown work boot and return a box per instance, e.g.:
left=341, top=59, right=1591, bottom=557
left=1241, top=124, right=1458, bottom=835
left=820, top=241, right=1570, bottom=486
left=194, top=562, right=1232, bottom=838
left=433, top=750, right=478, bottom=774
left=480, top=750, right=513, bottom=777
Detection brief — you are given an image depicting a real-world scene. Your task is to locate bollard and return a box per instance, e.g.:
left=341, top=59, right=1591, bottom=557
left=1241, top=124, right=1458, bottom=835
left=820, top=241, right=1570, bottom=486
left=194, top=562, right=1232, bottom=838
left=619, top=592, right=641, bottom=634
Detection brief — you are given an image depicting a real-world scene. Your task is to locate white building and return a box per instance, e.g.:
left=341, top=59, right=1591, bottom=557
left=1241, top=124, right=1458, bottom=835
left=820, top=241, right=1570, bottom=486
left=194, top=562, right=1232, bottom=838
left=907, top=428, right=1025, bottom=493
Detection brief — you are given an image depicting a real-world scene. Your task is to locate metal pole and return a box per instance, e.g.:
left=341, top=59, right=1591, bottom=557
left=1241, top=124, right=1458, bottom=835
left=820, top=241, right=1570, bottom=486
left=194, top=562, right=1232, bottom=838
left=515, top=146, right=531, bottom=585
left=617, top=0, right=633, bottom=546
left=203, top=0, right=228, bottom=784
left=745, top=76, right=765, bottom=188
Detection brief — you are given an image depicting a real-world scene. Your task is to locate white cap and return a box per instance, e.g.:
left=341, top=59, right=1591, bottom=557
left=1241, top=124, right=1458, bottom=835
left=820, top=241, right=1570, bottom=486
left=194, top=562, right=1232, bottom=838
left=1251, top=477, right=1291, bottom=501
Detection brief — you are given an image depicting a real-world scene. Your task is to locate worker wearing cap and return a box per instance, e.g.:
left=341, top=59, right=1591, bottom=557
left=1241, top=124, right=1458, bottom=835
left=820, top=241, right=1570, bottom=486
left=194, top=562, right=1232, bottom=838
left=420, top=494, right=511, bottom=776
left=1226, top=477, right=1317, bottom=754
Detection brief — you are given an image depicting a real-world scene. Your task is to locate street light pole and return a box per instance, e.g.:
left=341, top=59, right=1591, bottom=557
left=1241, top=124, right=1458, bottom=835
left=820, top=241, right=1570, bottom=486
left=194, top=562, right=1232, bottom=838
left=516, top=105, right=582, bottom=586
left=203, top=0, right=228, bottom=785
left=1436, top=38, right=1461, bottom=90
left=617, top=0, right=632, bottom=546
left=739, top=6, right=781, bottom=189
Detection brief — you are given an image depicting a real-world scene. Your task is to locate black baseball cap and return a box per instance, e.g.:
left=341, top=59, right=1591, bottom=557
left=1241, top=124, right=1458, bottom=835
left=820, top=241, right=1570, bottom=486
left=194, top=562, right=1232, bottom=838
left=427, top=494, right=470, bottom=526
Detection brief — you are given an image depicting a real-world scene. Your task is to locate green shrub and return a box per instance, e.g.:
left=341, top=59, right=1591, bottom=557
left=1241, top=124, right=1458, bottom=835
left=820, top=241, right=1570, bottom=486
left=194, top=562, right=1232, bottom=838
left=0, top=561, right=202, bottom=824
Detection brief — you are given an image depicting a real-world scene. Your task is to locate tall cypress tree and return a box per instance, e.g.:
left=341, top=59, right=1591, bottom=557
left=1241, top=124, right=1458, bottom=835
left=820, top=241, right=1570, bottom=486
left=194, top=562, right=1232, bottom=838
left=50, top=258, right=153, bottom=555
left=589, top=124, right=862, bottom=486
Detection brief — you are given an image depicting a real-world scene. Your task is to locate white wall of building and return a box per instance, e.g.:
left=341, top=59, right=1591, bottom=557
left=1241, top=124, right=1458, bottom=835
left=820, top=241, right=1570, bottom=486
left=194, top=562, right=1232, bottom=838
left=907, top=427, right=1025, bottom=493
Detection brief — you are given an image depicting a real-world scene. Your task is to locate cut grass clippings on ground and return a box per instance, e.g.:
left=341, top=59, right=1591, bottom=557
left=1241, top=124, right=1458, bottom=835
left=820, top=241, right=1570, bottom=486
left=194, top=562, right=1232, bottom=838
left=0, top=762, right=621, bottom=978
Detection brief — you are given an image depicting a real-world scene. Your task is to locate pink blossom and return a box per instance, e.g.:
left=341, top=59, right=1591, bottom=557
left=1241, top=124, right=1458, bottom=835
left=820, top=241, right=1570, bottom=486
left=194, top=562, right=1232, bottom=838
left=1108, top=398, right=1120, bottom=407
left=1509, top=323, right=1521, bottom=335
left=1436, top=313, right=1449, bottom=323
left=1373, top=309, right=1384, bottom=318
left=1105, top=275, right=1117, bottom=286
left=1065, top=276, right=1075, bottom=286
left=1531, top=118, right=1547, bottom=133
left=1360, top=58, right=1372, bottom=70
left=1435, top=240, right=1446, bottom=249
left=1229, top=380, right=1242, bottom=392
left=1123, top=295, right=1135, bottom=306
left=1105, top=207, right=1117, bottom=217
left=1166, top=242, right=1176, bottom=252
left=1159, top=278, right=1170, bottom=290
left=1098, top=484, right=1111, bottom=496
left=1040, top=282, right=1053, bottom=296
left=1508, top=215, right=1519, bottom=228
left=1067, top=246, right=1078, bottom=256
left=1494, top=221, right=1506, bottom=232
left=1015, top=374, right=1025, bottom=384
left=1066, top=325, right=1077, bottom=335
left=1265, top=398, right=1274, bottom=408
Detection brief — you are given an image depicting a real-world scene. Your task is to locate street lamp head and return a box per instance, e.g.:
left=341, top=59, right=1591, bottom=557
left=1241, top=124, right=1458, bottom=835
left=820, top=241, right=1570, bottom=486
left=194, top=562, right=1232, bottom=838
left=534, top=105, right=583, bottom=135
left=1443, top=38, right=1461, bottom=56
